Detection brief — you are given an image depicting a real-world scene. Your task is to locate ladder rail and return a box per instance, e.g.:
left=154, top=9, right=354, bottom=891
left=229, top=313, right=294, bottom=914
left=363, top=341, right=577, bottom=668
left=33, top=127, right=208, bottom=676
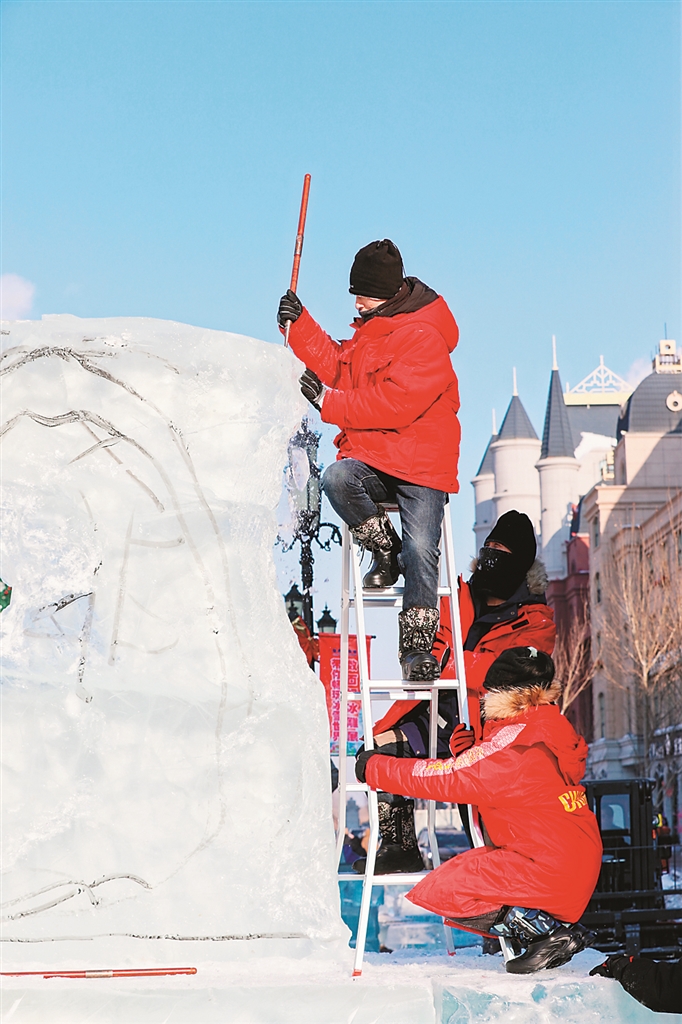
left=335, top=524, right=351, bottom=867
left=442, top=508, right=485, bottom=849
left=425, top=682, right=455, bottom=955
left=349, top=529, right=378, bottom=975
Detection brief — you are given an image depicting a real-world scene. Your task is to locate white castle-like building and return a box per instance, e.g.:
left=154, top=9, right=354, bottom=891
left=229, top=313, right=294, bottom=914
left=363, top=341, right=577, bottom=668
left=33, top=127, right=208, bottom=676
left=472, top=341, right=632, bottom=577
left=472, top=340, right=682, bottom=823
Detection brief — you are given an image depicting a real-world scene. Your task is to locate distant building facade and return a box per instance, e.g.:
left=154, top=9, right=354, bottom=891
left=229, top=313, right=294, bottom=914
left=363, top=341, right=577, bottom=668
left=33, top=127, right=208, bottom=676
left=581, top=341, right=682, bottom=831
left=471, top=340, right=682, bottom=831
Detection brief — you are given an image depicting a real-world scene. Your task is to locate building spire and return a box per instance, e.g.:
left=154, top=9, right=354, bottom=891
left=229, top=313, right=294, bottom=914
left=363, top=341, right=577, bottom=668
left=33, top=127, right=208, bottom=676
left=512, top=366, right=518, bottom=396
left=492, top=408, right=497, bottom=435
left=497, top=393, right=538, bottom=440
left=552, top=335, right=558, bottom=371
left=541, top=365, right=575, bottom=459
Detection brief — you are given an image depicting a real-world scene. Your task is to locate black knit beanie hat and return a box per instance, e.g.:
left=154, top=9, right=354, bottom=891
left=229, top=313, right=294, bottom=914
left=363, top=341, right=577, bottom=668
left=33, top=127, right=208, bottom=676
left=485, top=510, right=537, bottom=568
left=349, top=239, right=404, bottom=298
left=483, top=647, right=555, bottom=691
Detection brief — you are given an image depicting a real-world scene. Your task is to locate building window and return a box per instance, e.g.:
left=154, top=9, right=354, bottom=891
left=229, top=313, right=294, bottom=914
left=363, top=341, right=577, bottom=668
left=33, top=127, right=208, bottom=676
left=598, top=692, right=606, bottom=739
left=593, top=517, right=600, bottom=548
left=595, top=572, right=601, bottom=604
left=678, top=532, right=682, bottom=567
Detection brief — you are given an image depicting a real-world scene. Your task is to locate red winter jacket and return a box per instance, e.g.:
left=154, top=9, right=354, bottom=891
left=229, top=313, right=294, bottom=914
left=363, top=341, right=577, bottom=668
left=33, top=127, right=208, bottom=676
left=374, top=578, right=556, bottom=740
left=287, top=298, right=461, bottom=492
left=365, top=698, right=602, bottom=923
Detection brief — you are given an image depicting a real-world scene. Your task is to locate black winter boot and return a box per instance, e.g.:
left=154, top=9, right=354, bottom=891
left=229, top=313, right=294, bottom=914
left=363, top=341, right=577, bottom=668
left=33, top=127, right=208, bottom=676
left=351, top=512, right=402, bottom=589
left=399, top=607, right=440, bottom=681
left=492, top=907, right=586, bottom=973
left=353, top=795, right=424, bottom=875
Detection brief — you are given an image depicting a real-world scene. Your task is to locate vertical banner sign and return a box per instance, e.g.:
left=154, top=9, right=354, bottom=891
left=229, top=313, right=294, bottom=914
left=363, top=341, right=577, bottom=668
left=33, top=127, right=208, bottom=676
left=318, top=633, right=372, bottom=755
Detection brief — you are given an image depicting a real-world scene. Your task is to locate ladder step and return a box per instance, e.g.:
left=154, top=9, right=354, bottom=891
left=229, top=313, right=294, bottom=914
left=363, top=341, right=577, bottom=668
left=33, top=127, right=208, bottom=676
left=367, top=680, right=460, bottom=690
left=350, top=585, right=453, bottom=605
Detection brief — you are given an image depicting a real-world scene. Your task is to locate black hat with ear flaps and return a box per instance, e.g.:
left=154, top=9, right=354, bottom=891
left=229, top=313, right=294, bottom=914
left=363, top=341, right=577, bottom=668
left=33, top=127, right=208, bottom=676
left=483, top=647, right=555, bottom=691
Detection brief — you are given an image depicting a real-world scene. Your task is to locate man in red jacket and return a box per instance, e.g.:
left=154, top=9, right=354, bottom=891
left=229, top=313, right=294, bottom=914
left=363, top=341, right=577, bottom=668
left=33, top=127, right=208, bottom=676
left=278, top=239, right=460, bottom=683
left=356, top=647, right=602, bottom=974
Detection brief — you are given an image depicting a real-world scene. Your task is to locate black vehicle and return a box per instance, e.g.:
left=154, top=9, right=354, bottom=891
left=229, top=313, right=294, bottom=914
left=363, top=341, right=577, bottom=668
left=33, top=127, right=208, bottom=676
left=581, top=779, right=682, bottom=957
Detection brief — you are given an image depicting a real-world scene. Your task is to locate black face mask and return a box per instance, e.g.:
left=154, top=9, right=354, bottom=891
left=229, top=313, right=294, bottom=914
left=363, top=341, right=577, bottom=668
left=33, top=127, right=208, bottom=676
left=471, top=546, right=528, bottom=602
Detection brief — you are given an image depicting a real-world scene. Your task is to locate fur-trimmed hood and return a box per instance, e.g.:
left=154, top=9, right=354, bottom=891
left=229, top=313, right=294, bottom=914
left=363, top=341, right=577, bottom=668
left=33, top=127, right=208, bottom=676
left=482, top=690, right=588, bottom=787
left=469, top=556, right=549, bottom=596
left=483, top=680, right=563, bottom=721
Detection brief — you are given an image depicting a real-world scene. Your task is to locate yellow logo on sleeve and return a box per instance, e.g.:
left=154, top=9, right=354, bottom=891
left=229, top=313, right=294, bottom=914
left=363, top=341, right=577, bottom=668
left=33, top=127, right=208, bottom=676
left=558, top=789, right=587, bottom=813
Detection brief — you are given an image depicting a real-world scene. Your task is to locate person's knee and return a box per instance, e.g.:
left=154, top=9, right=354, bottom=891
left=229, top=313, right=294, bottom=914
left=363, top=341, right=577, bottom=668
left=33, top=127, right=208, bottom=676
left=321, top=461, right=347, bottom=502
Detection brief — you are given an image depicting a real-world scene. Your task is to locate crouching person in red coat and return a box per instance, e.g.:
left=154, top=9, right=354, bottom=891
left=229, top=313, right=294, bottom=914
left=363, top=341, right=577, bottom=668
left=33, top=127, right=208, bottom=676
left=356, top=647, right=602, bottom=974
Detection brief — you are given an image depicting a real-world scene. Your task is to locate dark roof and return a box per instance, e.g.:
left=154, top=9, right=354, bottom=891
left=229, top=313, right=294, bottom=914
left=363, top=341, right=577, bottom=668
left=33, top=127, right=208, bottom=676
left=474, top=434, right=497, bottom=476
left=617, top=372, right=682, bottom=439
left=497, top=396, right=538, bottom=440
left=566, top=405, right=620, bottom=450
left=541, top=369, right=575, bottom=458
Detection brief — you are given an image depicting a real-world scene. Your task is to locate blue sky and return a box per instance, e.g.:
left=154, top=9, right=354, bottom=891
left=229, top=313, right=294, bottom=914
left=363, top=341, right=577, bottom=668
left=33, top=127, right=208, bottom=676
left=2, top=0, right=680, bottom=618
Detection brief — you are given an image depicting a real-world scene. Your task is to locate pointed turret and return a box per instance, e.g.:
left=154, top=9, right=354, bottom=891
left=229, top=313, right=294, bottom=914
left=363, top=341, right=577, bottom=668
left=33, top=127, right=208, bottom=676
left=541, top=369, right=575, bottom=458
left=536, top=342, right=579, bottom=579
left=498, top=395, right=539, bottom=441
left=489, top=374, right=541, bottom=536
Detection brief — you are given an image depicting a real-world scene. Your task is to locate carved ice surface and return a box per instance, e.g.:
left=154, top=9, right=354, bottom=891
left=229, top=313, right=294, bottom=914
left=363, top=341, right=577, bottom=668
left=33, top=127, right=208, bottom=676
left=0, top=315, right=348, bottom=950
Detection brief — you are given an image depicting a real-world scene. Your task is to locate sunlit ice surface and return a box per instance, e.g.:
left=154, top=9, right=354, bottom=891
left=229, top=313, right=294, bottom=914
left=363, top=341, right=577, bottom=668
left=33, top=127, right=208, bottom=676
left=0, top=315, right=347, bottom=952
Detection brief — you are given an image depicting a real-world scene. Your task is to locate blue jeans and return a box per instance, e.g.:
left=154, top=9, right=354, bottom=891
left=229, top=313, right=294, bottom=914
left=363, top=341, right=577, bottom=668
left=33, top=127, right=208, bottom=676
left=322, top=459, right=446, bottom=611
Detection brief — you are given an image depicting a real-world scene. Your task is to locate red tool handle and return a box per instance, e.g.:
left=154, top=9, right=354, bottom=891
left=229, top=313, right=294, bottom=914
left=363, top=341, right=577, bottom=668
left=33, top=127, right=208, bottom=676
left=1, top=967, right=197, bottom=979
left=284, top=174, right=311, bottom=348
left=290, top=173, right=311, bottom=293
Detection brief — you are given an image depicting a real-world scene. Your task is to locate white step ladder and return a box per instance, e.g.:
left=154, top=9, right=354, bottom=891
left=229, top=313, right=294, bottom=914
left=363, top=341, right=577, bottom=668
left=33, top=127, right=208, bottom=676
left=335, top=503, right=484, bottom=976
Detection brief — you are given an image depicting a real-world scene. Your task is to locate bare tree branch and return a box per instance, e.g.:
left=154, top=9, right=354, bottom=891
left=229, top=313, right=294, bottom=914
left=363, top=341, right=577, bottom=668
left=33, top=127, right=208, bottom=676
left=598, top=511, right=682, bottom=769
left=554, top=606, right=594, bottom=715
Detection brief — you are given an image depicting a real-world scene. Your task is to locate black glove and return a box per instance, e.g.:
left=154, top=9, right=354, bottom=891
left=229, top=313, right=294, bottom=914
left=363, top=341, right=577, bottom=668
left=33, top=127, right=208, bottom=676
left=300, top=368, right=325, bottom=411
left=277, top=289, right=303, bottom=329
left=355, top=746, right=380, bottom=784
left=589, top=954, right=631, bottom=980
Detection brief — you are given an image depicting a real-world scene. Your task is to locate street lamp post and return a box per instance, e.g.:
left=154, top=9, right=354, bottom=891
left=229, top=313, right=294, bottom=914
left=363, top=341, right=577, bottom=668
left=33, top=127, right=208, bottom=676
left=284, top=584, right=306, bottom=623
left=316, top=605, right=338, bottom=634
left=279, top=418, right=341, bottom=633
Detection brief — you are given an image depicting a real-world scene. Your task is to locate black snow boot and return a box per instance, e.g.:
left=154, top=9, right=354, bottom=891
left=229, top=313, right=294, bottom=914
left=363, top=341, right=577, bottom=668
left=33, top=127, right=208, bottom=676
left=492, top=907, right=586, bottom=974
left=399, top=607, right=440, bottom=681
left=351, top=512, right=402, bottom=589
left=353, top=795, right=424, bottom=875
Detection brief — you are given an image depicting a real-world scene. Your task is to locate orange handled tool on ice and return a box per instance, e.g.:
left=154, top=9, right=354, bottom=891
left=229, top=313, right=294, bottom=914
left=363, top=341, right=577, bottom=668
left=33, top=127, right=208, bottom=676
left=1, top=967, right=197, bottom=979
left=284, top=173, right=311, bottom=348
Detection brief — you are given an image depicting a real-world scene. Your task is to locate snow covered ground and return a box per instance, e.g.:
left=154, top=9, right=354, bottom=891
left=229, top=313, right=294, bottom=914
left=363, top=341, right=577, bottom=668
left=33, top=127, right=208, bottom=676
left=1, top=944, right=674, bottom=1022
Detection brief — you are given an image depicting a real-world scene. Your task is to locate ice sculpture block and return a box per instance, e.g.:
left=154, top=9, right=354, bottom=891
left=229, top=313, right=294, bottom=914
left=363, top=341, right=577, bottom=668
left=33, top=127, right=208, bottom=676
left=1, top=315, right=347, bottom=949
